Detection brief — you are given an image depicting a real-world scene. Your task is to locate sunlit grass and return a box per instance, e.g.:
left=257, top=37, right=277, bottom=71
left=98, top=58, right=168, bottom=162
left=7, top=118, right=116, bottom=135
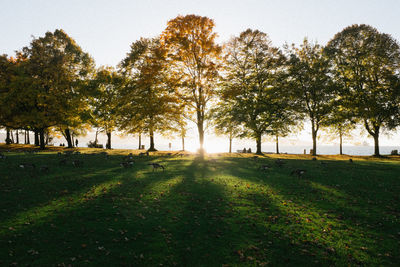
left=0, top=145, right=399, bottom=266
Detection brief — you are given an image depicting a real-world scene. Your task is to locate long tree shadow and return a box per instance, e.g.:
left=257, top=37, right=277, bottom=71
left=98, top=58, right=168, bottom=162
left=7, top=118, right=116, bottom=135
left=0, top=154, right=195, bottom=265
left=1, top=155, right=398, bottom=266
left=0, top=152, right=173, bottom=226
left=216, top=156, right=400, bottom=265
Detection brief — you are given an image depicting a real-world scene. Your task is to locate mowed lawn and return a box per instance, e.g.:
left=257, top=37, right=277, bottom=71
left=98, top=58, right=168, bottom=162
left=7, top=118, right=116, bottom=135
left=0, top=145, right=399, bottom=266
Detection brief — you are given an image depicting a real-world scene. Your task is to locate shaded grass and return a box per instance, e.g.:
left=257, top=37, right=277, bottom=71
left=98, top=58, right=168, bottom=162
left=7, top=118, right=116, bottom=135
left=0, top=145, right=399, bottom=266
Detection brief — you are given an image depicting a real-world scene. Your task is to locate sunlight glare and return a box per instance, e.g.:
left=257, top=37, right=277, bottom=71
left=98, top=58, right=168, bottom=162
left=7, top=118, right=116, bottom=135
left=183, top=136, right=230, bottom=153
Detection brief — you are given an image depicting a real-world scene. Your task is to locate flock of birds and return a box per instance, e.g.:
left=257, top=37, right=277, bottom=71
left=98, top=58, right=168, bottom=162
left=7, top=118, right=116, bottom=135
left=0, top=150, right=172, bottom=174
left=257, top=156, right=354, bottom=178
left=0, top=150, right=355, bottom=178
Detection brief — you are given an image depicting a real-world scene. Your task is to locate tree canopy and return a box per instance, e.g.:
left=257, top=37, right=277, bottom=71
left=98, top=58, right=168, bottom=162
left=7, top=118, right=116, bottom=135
left=326, top=24, right=400, bottom=156
left=286, top=39, right=335, bottom=156
left=7, top=29, right=95, bottom=149
left=220, top=29, right=286, bottom=154
left=161, top=14, right=222, bottom=155
left=1, top=21, right=400, bottom=156
left=119, top=37, right=182, bottom=151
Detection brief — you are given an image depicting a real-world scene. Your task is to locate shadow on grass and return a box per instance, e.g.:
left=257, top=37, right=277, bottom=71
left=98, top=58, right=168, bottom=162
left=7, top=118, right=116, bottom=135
left=215, top=156, right=400, bottom=265
left=0, top=152, right=167, bottom=223
left=0, top=155, right=399, bottom=266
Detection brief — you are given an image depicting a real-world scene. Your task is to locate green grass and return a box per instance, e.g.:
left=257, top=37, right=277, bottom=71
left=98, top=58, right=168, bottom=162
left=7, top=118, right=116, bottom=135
left=0, top=145, right=399, bottom=266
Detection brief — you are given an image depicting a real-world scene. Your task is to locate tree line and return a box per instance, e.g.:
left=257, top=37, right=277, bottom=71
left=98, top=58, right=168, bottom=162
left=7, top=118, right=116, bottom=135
left=1, top=15, right=399, bottom=156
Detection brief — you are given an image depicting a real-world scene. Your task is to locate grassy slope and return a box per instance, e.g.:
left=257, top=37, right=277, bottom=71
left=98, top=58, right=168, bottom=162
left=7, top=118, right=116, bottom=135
left=0, top=144, right=399, bottom=266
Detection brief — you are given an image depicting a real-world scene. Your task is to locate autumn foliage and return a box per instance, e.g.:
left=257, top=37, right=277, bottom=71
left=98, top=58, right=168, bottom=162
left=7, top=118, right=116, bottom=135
left=0, top=20, right=399, bottom=156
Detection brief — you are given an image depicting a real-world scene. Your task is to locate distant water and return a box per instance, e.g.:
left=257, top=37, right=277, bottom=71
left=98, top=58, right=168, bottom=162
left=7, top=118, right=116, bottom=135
left=257, top=145, right=399, bottom=156
left=1, top=132, right=398, bottom=156
left=94, top=143, right=399, bottom=156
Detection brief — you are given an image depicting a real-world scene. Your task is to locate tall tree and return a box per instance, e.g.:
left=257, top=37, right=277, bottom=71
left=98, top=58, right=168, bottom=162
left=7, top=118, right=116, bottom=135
left=169, top=112, right=189, bottom=151
left=268, top=105, right=301, bottom=154
left=0, top=55, right=18, bottom=144
left=17, top=29, right=94, bottom=149
left=161, top=14, right=222, bottom=155
left=326, top=24, right=400, bottom=156
left=89, top=67, right=121, bottom=149
left=321, top=97, right=356, bottom=155
left=0, top=54, right=46, bottom=146
left=211, top=100, right=242, bottom=153
left=286, top=39, right=335, bottom=156
left=221, top=29, right=285, bottom=154
left=119, top=37, right=181, bottom=151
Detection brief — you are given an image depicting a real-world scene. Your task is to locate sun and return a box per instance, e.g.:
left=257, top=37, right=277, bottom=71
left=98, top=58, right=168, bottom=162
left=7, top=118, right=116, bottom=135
left=182, top=136, right=231, bottom=154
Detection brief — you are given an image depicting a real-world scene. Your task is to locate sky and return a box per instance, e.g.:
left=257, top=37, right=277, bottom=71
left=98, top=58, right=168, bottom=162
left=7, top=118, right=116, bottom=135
left=2, top=0, right=399, bottom=66
left=1, top=0, right=400, bottom=151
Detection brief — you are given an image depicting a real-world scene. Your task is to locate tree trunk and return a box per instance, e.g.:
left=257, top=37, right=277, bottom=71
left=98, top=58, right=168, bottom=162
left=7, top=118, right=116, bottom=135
left=24, top=130, right=27, bottom=144
left=256, top=132, right=262, bottom=155
left=138, top=133, right=142, bottom=149
left=106, top=132, right=111, bottom=149
left=275, top=135, right=280, bottom=154
left=71, top=134, right=75, bottom=148
left=373, top=133, right=380, bottom=156
left=5, top=128, right=11, bottom=145
left=10, top=130, right=14, bottom=143
left=197, top=121, right=205, bottom=155
left=27, top=130, right=30, bottom=144
left=229, top=137, right=232, bottom=153
left=182, top=135, right=185, bottom=151
left=364, top=120, right=380, bottom=157
left=339, top=131, right=343, bottom=155
left=16, top=130, right=19, bottom=144
left=95, top=130, right=98, bottom=144
left=148, top=130, right=157, bottom=151
left=64, top=128, right=73, bottom=148
left=39, top=128, right=45, bottom=150
left=45, top=131, right=49, bottom=145
left=311, top=121, right=317, bottom=156
left=34, top=130, right=39, bottom=146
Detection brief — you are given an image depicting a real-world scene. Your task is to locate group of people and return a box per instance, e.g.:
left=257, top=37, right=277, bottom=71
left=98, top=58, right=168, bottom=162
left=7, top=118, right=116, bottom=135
left=59, top=139, right=79, bottom=147
left=242, top=147, right=252, bottom=153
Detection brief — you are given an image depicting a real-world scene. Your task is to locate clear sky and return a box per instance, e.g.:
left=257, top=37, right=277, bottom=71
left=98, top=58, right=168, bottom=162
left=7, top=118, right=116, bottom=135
left=1, top=0, right=400, bottom=150
left=1, top=0, right=399, bottom=67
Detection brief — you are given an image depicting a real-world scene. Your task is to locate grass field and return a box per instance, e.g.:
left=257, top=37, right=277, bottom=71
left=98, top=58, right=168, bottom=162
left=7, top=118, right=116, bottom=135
left=0, top=144, right=399, bottom=266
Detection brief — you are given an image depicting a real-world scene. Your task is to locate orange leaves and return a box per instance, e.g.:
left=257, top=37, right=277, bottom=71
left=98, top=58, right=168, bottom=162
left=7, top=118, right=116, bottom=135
left=160, top=15, right=222, bottom=149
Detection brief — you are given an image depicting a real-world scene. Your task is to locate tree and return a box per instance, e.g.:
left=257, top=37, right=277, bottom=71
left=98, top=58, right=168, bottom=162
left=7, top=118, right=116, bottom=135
left=89, top=67, right=122, bottom=149
left=268, top=105, right=301, bottom=154
left=326, top=24, right=400, bottom=156
left=19, top=29, right=94, bottom=149
left=170, top=112, right=189, bottom=151
left=221, top=29, right=285, bottom=154
left=177, top=120, right=188, bottom=151
left=286, top=39, right=335, bottom=156
left=211, top=100, right=242, bottom=153
left=161, top=14, right=222, bottom=155
left=0, top=55, right=18, bottom=144
left=0, top=54, right=49, bottom=146
left=119, top=37, right=181, bottom=151
left=321, top=98, right=356, bottom=155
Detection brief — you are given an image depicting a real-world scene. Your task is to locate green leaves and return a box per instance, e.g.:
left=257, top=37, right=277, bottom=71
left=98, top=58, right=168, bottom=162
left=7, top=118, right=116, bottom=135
left=1, top=29, right=95, bottom=148
left=88, top=66, right=122, bottom=148
left=118, top=37, right=182, bottom=150
left=285, top=39, right=335, bottom=155
left=326, top=24, right=400, bottom=155
left=220, top=29, right=288, bottom=153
